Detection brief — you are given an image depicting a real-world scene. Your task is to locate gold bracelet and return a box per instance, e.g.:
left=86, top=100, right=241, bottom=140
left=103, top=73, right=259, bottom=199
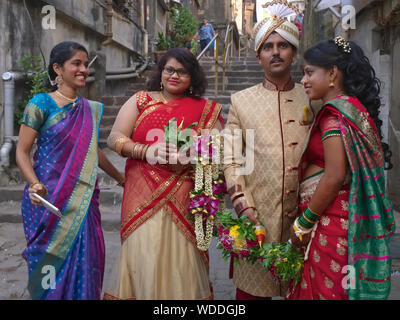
left=131, top=143, right=139, bottom=159
left=139, top=144, right=146, bottom=160
left=142, top=144, right=150, bottom=161
left=115, top=137, right=131, bottom=156
left=30, top=181, right=41, bottom=188
left=134, top=143, right=141, bottom=159
left=30, top=181, right=48, bottom=197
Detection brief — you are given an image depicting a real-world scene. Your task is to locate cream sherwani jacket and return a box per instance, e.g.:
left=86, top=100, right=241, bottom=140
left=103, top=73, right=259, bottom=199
left=223, top=78, right=317, bottom=297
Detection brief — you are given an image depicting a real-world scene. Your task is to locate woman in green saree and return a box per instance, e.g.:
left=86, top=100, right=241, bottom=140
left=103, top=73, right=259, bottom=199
left=287, top=37, right=395, bottom=300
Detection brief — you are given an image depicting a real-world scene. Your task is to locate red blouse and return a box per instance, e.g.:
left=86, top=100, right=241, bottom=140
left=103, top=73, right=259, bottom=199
left=305, top=113, right=342, bottom=168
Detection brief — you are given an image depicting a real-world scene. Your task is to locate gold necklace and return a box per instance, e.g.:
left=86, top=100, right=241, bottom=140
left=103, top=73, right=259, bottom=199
left=55, top=90, right=78, bottom=104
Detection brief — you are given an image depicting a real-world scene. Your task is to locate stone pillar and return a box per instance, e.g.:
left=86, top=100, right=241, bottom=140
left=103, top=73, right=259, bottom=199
left=89, top=50, right=107, bottom=100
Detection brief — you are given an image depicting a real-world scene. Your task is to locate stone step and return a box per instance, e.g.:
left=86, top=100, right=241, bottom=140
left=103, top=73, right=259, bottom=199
left=101, top=115, right=117, bottom=127
left=100, top=127, right=112, bottom=140
left=103, top=105, right=121, bottom=116
left=203, top=95, right=231, bottom=105
left=202, top=64, right=263, bottom=72
left=204, top=83, right=262, bottom=91
left=200, top=61, right=260, bottom=67
left=100, top=96, right=130, bottom=107
left=206, top=75, right=264, bottom=83
left=204, top=70, right=264, bottom=77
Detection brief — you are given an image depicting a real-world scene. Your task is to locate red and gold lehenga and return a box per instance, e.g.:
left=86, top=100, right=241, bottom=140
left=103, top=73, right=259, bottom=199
left=103, top=91, right=222, bottom=300
left=287, top=96, right=395, bottom=300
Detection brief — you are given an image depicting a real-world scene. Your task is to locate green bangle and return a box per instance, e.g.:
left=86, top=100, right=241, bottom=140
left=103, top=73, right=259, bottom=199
left=303, top=206, right=319, bottom=223
left=298, top=215, right=314, bottom=230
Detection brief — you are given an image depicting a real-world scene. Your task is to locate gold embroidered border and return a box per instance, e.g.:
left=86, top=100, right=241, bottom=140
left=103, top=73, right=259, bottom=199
left=121, top=174, right=178, bottom=227
left=103, top=292, right=136, bottom=300
left=197, top=100, right=213, bottom=134
left=262, top=0, right=301, bottom=15
left=103, top=290, right=212, bottom=300
left=22, top=102, right=45, bottom=132
left=134, top=103, right=163, bottom=130
left=278, top=23, right=300, bottom=39
left=121, top=174, right=188, bottom=242
left=256, top=19, right=285, bottom=52
left=205, top=103, right=222, bottom=130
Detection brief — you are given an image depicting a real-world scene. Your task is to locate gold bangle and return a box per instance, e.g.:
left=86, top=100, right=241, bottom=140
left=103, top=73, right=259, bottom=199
left=142, top=144, right=150, bottom=161
left=140, top=144, right=146, bottom=160
left=30, top=181, right=48, bottom=197
left=134, top=143, right=141, bottom=159
left=30, top=181, right=41, bottom=188
left=131, top=143, right=139, bottom=159
left=115, top=137, right=131, bottom=156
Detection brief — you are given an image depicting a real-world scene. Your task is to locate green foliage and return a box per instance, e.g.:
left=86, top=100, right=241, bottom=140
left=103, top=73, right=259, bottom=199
left=259, top=242, right=305, bottom=286
left=164, top=117, right=198, bottom=149
left=16, top=54, right=49, bottom=126
left=155, top=32, right=174, bottom=51
left=169, top=5, right=198, bottom=48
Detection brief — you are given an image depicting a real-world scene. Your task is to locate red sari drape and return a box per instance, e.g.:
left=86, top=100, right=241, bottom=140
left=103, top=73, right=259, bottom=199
left=120, top=91, right=222, bottom=267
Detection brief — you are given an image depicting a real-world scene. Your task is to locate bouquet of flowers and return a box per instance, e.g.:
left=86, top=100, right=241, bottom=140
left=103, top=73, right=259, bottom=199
left=215, top=211, right=261, bottom=265
left=215, top=211, right=304, bottom=285
left=259, top=241, right=304, bottom=286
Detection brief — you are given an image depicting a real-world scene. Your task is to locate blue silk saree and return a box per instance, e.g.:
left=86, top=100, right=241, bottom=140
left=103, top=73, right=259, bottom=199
left=20, top=93, right=105, bottom=300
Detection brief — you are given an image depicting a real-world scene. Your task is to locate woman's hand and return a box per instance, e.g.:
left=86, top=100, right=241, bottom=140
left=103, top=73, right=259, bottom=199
left=146, top=143, right=190, bottom=172
left=290, top=224, right=311, bottom=249
left=28, top=183, right=47, bottom=206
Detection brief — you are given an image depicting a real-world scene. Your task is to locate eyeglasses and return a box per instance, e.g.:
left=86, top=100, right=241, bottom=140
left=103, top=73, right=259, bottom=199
left=162, top=66, right=190, bottom=78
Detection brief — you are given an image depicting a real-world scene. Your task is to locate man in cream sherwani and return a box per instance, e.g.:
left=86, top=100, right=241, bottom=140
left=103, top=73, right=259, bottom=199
left=223, top=0, right=318, bottom=300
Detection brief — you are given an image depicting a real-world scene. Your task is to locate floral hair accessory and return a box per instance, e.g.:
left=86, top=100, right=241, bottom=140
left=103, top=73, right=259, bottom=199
left=334, top=36, right=351, bottom=54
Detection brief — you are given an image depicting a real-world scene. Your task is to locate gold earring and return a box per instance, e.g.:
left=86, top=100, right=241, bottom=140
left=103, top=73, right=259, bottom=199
left=56, top=75, right=63, bottom=87
left=329, top=82, right=335, bottom=88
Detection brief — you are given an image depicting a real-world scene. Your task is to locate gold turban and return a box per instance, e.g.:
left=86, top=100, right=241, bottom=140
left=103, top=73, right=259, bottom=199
left=253, top=0, right=301, bottom=52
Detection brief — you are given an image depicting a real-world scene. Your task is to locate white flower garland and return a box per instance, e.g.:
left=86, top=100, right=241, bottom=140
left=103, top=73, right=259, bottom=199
left=193, top=134, right=224, bottom=251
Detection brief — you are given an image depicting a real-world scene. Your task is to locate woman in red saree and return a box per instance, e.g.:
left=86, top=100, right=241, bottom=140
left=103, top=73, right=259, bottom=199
left=103, top=48, right=223, bottom=300
left=287, top=38, right=395, bottom=300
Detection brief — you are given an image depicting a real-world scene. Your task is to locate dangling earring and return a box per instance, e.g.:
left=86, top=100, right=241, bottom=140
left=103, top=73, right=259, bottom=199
left=160, top=81, right=164, bottom=90
left=190, top=86, right=193, bottom=95
left=56, top=75, right=63, bottom=87
left=329, top=82, right=335, bottom=88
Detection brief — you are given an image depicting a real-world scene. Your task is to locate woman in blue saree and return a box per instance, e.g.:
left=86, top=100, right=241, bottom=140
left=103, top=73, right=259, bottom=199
left=16, top=42, right=124, bottom=300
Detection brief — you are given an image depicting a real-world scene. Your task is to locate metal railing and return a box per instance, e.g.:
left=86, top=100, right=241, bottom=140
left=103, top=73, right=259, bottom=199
left=196, top=24, right=234, bottom=96
left=196, top=23, right=250, bottom=96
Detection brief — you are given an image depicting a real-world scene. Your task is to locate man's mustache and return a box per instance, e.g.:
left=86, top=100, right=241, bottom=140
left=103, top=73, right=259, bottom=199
left=270, top=57, right=284, bottom=64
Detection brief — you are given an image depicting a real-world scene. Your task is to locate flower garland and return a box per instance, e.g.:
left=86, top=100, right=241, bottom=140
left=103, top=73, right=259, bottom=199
left=216, top=211, right=304, bottom=285
left=189, top=134, right=226, bottom=251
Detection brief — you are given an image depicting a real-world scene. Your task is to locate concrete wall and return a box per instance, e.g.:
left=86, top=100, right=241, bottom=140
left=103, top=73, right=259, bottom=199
left=146, top=0, right=168, bottom=52
left=0, top=0, right=147, bottom=143
left=196, top=0, right=231, bottom=25
left=349, top=0, right=400, bottom=209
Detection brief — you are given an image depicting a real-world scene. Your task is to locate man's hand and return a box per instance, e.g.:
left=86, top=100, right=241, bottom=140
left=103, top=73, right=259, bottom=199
left=240, top=207, right=259, bottom=225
